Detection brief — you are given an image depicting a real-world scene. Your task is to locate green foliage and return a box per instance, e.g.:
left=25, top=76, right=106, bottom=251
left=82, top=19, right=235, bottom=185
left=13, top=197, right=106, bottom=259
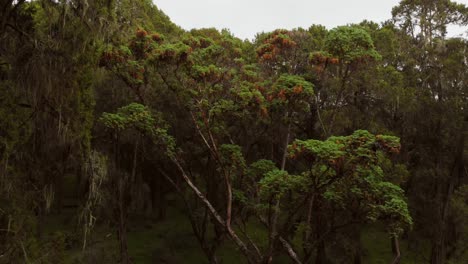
left=325, top=26, right=382, bottom=64
left=268, top=74, right=314, bottom=114
left=291, top=130, right=400, bottom=162
left=155, top=42, right=192, bottom=62
left=448, top=185, right=468, bottom=262
left=0, top=83, right=31, bottom=160
left=290, top=138, right=345, bottom=160
left=191, top=64, right=222, bottom=81
left=392, top=0, right=468, bottom=40
left=100, top=103, right=175, bottom=155
left=2, top=0, right=466, bottom=262
left=307, top=24, right=329, bottom=49
left=247, top=160, right=278, bottom=181
left=100, top=30, right=164, bottom=88
left=220, top=144, right=246, bottom=173
left=258, top=170, right=303, bottom=200
left=290, top=130, right=411, bottom=235
left=367, top=181, right=413, bottom=235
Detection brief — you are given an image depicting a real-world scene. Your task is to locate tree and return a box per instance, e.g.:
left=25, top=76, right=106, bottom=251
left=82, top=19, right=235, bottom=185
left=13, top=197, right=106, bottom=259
left=100, top=103, right=174, bottom=263
left=392, top=0, right=468, bottom=45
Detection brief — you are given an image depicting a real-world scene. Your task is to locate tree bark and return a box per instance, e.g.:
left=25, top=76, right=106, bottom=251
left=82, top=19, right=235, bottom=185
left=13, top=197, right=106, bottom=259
left=171, top=157, right=261, bottom=263
left=117, top=177, right=131, bottom=264
left=391, top=236, right=401, bottom=264
left=430, top=116, right=465, bottom=264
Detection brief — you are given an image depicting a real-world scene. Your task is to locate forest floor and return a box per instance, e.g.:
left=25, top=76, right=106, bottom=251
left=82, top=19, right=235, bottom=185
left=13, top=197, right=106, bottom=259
left=39, top=177, right=427, bottom=263
left=40, top=202, right=428, bottom=264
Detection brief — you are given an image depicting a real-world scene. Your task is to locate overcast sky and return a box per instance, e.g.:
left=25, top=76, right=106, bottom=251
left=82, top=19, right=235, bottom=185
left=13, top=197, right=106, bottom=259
left=154, top=0, right=467, bottom=40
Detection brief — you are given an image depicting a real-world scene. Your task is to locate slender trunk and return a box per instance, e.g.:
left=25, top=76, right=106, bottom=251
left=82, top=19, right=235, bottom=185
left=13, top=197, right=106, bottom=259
left=118, top=178, right=130, bottom=264
left=305, top=195, right=314, bottom=239
left=328, top=65, right=350, bottom=136
left=391, top=236, right=401, bottom=264
left=171, top=157, right=261, bottom=263
left=279, top=237, right=303, bottom=264
left=391, top=236, right=397, bottom=255
left=265, top=121, right=292, bottom=263
left=157, top=181, right=166, bottom=220
left=160, top=169, right=220, bottom=263
left=56, top=148, right=69, bottom=214
left=208, top=253, right=220, bottom=264
left=314, top=240, right=326, bottom=264
left=314, top=208, right=326, bottom=264
left=430, top=118, right=465, bottom=264
left=281, top=122, right=291, bottom=171
left=303, top=195, right=315, bottom=258
left=352, top=226, right=362, bottom=264
left=131, top=137, right=139, bottom=185
left=224, top=172, right=233, bottom=229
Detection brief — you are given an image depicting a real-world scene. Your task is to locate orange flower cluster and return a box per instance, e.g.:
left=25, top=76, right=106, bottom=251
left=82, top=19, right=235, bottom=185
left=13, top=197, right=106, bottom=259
left=256, top=30, right=297, bottom=62
left=136, top=29, right=148, bottom=38
left=328, top=156, right=344, bottom=169
left=329, top=58, right=339, bottom=64
left=260, top=106, right=268, bottom=117
left=99, top=50, right=126, bottom=67
left=160, top=49, right=176, bottom=60
left=293, top=85, right=303, bottom=94
left=261, top=53, right=273, bottom=61
left=310, top=52, right=339, bottom=65
left=309, top=52, right=339, bottom=75
left=151, top=33, right=162, bottom=42
left=288, top=143, right=304, bottom=159
left=375, top=135, right=401, bottom=154
left=264, top=85, right=304, bottom=103
left=277, top=89, right=287, bottom=100
left=194, top=68, right=222, bottom=83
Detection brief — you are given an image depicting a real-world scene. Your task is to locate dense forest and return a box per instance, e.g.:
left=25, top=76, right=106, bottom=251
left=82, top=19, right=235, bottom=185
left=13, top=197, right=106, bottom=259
left=0, top=0, right=467, bottom=263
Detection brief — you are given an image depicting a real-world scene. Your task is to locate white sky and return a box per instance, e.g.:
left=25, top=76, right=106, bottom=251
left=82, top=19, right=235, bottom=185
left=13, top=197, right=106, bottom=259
left=154, top=0, right=467, bottom=40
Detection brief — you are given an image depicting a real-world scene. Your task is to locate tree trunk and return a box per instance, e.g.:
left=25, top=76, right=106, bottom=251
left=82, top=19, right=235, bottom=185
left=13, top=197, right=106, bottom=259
left=391, top=236, right=401, bottom=264
left=117, top=176, right=131, bottom=264
left=315, top=240, right=326, bottom=264
left=352, top=226, right=362, bottom=264
left=171, top=157, right=261, bottom=263
left=430, top=117, right=465, bottom=264
left=157, top=181, right=166, bottom=220
left=430, top=242, right=444, bottom=264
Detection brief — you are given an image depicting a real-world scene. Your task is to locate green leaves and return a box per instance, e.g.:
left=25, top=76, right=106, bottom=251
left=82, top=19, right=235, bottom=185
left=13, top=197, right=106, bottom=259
left=220, top=144, right=246, bottom=173
left=247, top=159, right=277, bottom=181
left=289, top=130, right=411, bottom=235
left=272, top=75, right=314, bottom=96
left=368, top=181, right=413, bottom=234
left=191, top=64, right=222, bottom=82
left=101, top=103, right=155, bottom=131
left=258, top=170, right=303, bottom=200
left=154, top=42, right=192, bottom=62
left=325, top=26, right=382, bottom=64
left=267, top=74, right=314, bottom=114
left=99, top=29, right=174, bottom=92
left=290, top=138, right=345, bottom=161
left=290, top=130, right=400, bottom=163
left=100, top=103, right=175, bottom=156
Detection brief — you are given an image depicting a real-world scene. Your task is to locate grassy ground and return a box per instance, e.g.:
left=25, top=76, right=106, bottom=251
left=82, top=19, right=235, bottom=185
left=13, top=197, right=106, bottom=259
left=41, top=202, right=427, bottom=263
left=361, top=225, right=429, bottom=264
left=36, top=174, right=431, bottom=263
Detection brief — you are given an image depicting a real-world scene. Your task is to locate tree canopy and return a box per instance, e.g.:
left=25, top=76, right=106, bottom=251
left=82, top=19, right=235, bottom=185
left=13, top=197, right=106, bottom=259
left=0, top=0, right=466, bottom=263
